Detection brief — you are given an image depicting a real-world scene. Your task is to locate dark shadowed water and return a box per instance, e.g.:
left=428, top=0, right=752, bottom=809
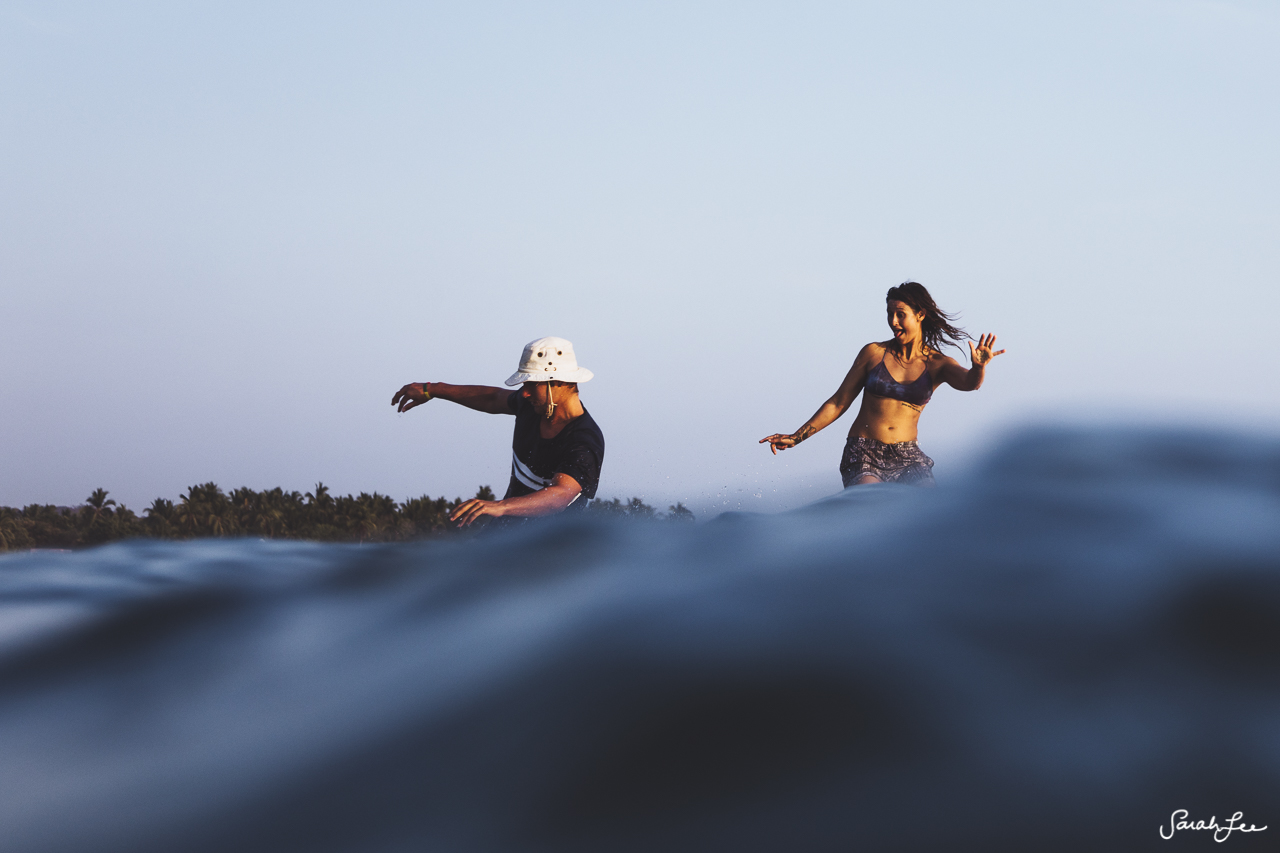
left=1, top=427, right=1277, bottom=852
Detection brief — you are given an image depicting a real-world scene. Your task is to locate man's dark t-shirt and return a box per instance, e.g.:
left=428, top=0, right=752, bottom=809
left=504, top=392, right=605, bottom=510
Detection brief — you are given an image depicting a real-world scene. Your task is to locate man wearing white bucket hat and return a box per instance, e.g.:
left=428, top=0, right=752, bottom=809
left=392, top=337, right=605, bottom=527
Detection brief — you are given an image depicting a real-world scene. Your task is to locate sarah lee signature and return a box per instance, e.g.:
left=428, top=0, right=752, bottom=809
left=1160, top=810, right=1267, bottom=842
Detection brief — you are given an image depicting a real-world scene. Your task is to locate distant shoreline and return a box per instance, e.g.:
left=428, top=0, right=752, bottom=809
left=0, top=484, right=693, bottom=551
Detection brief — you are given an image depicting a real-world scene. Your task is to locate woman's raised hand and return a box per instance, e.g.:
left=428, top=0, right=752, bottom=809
left=968, top=333, right=1006, bottom=367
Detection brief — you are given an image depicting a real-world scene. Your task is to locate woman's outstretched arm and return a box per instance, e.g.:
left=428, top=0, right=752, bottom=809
left=936, top=333, right=1005, bottom=391
left=760, top=344, right=876, bottom=454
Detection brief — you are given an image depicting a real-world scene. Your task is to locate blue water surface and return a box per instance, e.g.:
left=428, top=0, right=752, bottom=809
left=0, top=427, right=1277, bottom=852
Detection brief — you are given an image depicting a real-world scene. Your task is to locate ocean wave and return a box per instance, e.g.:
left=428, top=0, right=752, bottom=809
left=0, top=427, right=1277, bottom=852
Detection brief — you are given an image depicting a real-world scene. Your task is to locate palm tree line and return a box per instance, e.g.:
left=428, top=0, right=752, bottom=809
left=0, top=484, right=695, bottom=552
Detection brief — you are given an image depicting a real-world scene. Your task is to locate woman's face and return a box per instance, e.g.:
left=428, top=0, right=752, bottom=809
left=886, top=300, right=925, bottom=342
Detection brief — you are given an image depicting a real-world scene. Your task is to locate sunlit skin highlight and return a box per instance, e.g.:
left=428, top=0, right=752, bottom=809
left=760, top=297, right=1004, bottom=484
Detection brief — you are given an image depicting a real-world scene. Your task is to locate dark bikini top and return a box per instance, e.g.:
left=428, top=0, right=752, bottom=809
left=865, top=356, right=934, bottom=406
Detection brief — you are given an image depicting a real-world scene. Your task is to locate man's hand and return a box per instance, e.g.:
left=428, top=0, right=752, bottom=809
left=392, top=383, right=433, bottom=413
left=450, top=498, right=505, bottom=528
left=452, top=475, right=582, bottom=526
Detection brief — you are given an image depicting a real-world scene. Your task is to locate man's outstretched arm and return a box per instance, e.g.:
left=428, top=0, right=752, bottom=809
left=450, top=473, right=582, bottom=527
left=392, top=382, right=514, bottom=414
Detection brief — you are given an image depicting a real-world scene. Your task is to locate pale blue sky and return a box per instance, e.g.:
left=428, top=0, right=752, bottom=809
left=2, top=1, right=1277, bottom=515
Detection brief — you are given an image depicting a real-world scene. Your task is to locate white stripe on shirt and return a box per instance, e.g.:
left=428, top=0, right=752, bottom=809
left=511, top=452, right=551, bottom=491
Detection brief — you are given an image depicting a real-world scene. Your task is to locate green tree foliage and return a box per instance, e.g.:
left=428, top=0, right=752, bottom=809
left=667, top=502, right=695, bottom=522
left=0, top=507, right=33, bottom=551
left=583, top=496, right=694, bottom=523
left=0, top=485, right=695, bottom=552
left=144, top=498, right=177, bottom=539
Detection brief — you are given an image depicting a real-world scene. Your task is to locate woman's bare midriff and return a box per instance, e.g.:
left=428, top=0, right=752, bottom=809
left=847, top=393, right=925, bottom=443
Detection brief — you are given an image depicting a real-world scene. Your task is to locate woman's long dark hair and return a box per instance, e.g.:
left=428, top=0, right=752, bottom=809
left=885, top=281, right=970, bottom=355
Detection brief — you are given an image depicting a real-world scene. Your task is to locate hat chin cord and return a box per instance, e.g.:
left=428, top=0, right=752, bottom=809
left=542, top=381, right=557, bottom=420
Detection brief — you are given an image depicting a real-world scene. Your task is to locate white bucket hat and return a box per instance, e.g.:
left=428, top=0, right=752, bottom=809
left=505, top=337, right=594, bottom=386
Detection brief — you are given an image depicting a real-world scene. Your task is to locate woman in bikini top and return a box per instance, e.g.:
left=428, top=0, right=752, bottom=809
left=760, top=281, right=1005, bottom=486
left=863, top=356, right=935, bottom=407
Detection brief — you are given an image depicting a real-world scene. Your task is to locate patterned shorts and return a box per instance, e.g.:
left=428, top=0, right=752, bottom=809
left=839, top=437, right=935, bottom=488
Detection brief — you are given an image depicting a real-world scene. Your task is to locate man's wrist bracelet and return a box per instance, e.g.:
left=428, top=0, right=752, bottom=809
left=420, top=383, right=433, bottom=400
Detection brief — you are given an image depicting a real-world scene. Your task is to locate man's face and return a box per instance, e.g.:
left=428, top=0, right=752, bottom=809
left=520, top=382, right=549, bottom=405
left=521, top=381, right=561, bottom=419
